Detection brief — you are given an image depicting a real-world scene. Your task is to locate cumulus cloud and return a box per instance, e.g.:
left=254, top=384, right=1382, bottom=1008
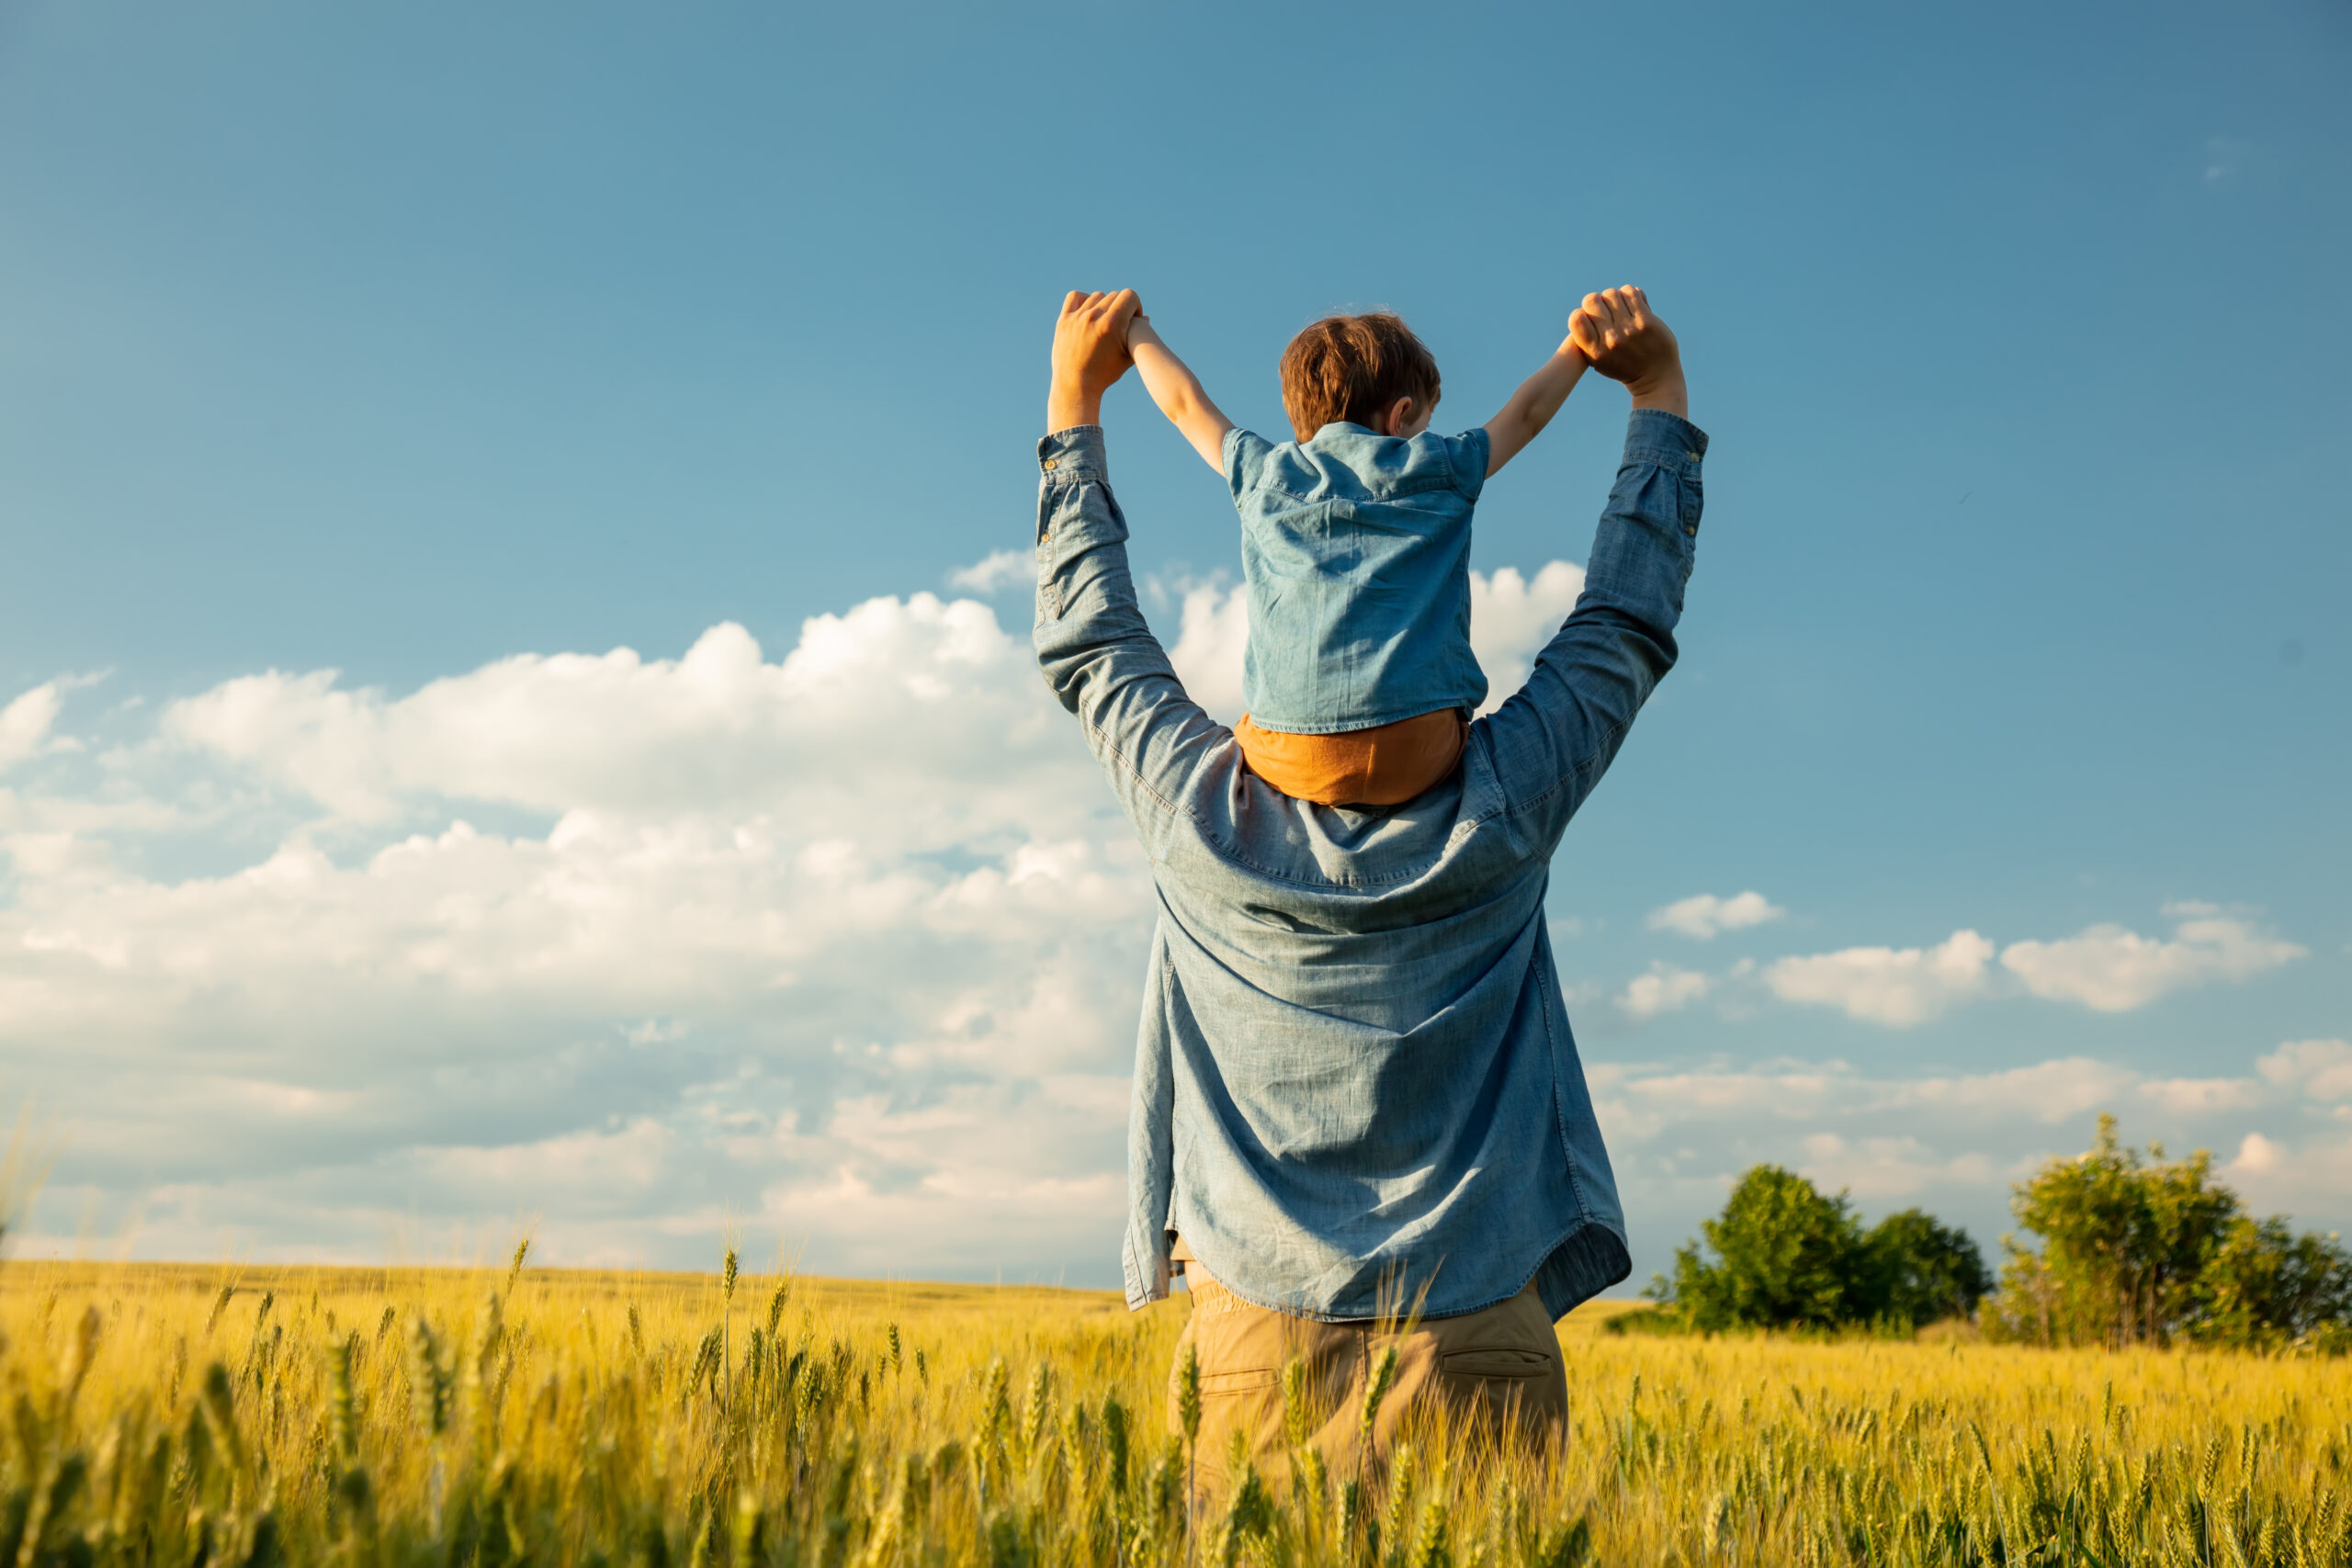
left=1744, top=908, right=2304, bottom=1028
left=1998, top=906, right=2304, bottom=1011
left=1, top=595, right=1150, bottom=1272
left=945, top=549, right=1031, bottom=595
left=1465, top=562, right=1587, bottom=709
left=1761, top=930, right=1996, bottom=1026
left=2258, top=1039, right=2352, bottom=1101
left=1647, top=890, right=1785, bottom=941
left=1158, top=561, right=1588, bottom=725
left=0, top=683, right=67, bottom=772
left=1164, top=581, right=1250, bottom=721
left=1619, top=964, right=1711, bottom=1019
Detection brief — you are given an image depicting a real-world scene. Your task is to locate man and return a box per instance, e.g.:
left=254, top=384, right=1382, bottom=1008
left=1033, top=287, right=1704, bottom=1484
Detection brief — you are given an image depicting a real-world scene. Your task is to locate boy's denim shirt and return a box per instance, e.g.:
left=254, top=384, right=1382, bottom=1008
left=1035, top=408, right=1708, bottom=1322
left=1226, top=423, right=1492, bottom=734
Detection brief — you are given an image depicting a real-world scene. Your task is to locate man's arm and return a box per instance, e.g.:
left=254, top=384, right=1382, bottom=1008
left=1481, top=333, right=1589, bottom=476
left=1125, top=316, right=1235, bottom=471
left=1035, top=292, right=1228, bottom=843
left=1481, top=299, right=1704, bottom=852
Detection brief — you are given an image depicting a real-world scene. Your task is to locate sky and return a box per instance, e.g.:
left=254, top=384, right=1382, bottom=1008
left=0, top=0, right=2346, bottom=1286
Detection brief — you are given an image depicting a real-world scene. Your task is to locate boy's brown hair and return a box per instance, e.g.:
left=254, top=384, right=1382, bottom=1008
left=1278, top=312, right=1442, bottom=441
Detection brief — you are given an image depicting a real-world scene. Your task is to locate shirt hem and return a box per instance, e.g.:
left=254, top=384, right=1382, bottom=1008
left=1241, top=700, right=1482, bottom=738
left=1168, top=1218, right=1630, bottom=1326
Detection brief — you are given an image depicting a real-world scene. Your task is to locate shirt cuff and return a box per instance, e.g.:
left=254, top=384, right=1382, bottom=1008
left=1037, top=425, right=1110, bottom=482
left=1623, top=409, right=1708, bottom=472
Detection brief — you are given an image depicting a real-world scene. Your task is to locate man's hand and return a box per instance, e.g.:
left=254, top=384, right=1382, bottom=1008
left=1047, top=289, right=1143, bottom=434
left=1568, top=287, right=1688, bottom=421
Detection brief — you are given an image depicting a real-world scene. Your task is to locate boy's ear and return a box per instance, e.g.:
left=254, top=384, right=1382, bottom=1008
left=1378, top=394, right=1417, bottom=436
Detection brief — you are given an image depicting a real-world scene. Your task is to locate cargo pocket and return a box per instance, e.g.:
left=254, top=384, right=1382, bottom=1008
left=1201, top=1369, right=1281, bottom=1396
left=1438, top=1348, right=1555, bottom=1380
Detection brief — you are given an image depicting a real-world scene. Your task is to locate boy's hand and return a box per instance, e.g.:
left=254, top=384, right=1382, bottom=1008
left=1047, top=289, right=1143, bottom=433
left=1569, top=287, right=1688, bottom=420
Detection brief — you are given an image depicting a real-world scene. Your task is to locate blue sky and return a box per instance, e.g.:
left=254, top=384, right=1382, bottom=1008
left=0, top=1, right=2346, bottom=1283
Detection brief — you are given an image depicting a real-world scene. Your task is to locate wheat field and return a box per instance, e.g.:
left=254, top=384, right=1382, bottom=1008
left=0, top=1258, right=2344, bottom=1567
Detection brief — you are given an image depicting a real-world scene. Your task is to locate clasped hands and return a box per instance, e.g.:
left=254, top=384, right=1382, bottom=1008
left=1046, top=285, right=1682, bottom=434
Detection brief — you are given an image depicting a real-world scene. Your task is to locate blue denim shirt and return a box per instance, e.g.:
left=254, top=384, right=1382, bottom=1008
left=1034, top=409, right=1707, bottom=1322
left=1227, top=423, right=1492, bottom=734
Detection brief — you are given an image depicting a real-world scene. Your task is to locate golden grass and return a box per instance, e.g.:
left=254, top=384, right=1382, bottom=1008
left=0, top=1259, right=2344, bottom=1565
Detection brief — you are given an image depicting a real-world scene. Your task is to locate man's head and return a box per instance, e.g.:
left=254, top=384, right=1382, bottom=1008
left=1278, top=312, right=1442, bottom=442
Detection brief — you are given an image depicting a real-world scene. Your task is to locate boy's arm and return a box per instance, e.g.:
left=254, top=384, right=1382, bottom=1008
left=1125, top=316, right=1236, bottom=471
left=1481, top=330, right=1589, bottom=477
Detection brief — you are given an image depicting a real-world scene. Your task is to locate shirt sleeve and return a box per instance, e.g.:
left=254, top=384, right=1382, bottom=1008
left=1476, top=409, right=1707, bottom=853
left=1223, top=426, right=1276, bottom=504
left=1033, top=426, right=1232, bottom=844
left=1446, top=428, right=1491, bottom=500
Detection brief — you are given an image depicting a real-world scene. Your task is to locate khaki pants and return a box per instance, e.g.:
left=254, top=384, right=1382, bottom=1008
left=1165, top=1277, right=1566, bottom=1496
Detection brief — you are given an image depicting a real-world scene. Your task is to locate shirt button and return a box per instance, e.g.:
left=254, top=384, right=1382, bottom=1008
left=1042, top=457, right=1058, bottom=471
left=1684, top=525, right=1696, bottom=536
left=1686, top=451, right=1700, bottom=461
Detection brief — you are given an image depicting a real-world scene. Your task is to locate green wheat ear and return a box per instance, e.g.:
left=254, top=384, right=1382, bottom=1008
left=1360, top=1345, right=1398, bottom=1445
left=722, top=1248, right=740, bottom=1304
left=1281, top=1357, right=1308, bottom=1450
left=1178, top=1344, right=1203, bottom=1445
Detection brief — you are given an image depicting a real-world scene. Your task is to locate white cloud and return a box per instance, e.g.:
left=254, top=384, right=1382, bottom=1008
left=1897, top=1058, right=2138, bottom=1124
left=0, top=683, right=66, bottom=772
left=0, top=594, right=1150, bottom=1273
left=1164, top=581, right=1250, bottom=721
left=2137, top=1077, right=2263, bottom=1115
left=1158, top=561, right=1587, bottom=725
left=1762, top=930, right=1995, bottom=1026
left=1999, top=908, right=2303, bottom=1012
left=2256, top=1039, right=2352, bottom=1101
left=1465, top=562, right=1587, bottom=711
left=2227, top=1132, right=2282, bottom=1175
left=945, top=549, right=1030, bottom=594
left=1744, top=908, right=2304, bottom=1027
left=1619, top=964, right=1711, bottom=1019
left=1647, top=890, right=1785, bottom=941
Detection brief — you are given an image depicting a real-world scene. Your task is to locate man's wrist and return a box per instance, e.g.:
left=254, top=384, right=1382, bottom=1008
left=1627, top=366, right=1690, bottom=421
left=1047, top=384, right=1103, bottom=433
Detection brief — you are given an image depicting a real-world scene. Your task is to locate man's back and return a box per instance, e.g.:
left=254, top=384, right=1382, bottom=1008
left=1033, top=405, right=1708, bottom=1321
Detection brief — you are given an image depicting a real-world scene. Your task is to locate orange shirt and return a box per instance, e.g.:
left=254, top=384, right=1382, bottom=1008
left=1234, top=708, right=1467, bottom=807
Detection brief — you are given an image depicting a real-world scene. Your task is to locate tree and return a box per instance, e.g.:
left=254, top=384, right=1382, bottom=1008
left=2190, top=1215, right=2352, bottom=1352
left=1862, top=1208, right=1994, bottom=1327
left=1986, top=1113, right=2352, bottom=1349
left=1663, top=1166, right=1869, bottom=1331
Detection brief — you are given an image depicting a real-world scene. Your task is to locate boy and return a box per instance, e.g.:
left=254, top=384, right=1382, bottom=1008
left=1127, top=294, right=1633, bottom=805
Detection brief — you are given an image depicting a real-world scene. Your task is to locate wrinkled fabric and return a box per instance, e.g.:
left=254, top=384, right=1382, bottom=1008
left=1034, top=410, right=1708, bottom=1322
left=1227, top=423, right=1491, bottom=734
